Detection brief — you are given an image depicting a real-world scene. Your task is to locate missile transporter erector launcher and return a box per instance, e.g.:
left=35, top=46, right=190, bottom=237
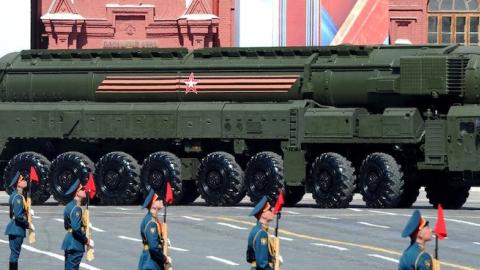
left=0, top=44, right=478, bottom=208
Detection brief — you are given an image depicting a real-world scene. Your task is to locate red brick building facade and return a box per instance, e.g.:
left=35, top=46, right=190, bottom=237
left=30, top=1, right=480, bottom=49
left=32, top=0, right=235, bottom=49
left=390, top=0, right=480, bottom=45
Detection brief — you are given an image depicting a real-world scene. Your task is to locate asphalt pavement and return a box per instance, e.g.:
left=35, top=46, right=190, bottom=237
left=1, top=188, right=479, bottom=270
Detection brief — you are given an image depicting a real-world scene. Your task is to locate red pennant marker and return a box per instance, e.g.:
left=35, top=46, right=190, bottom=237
left=435, top=204, right=447, bottom=240
left=165, top=181, right=174, bottom=205
left=30, top=166, right=39, bottom=184
left=85, top=174, right=96, bottom=199
left=273, top=191, right=285, bottom=214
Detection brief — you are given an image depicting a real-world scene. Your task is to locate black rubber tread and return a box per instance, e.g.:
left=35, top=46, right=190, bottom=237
left=359, top=152, right=404, bottom=208
left=310, top=152, right=356, bottom=208
left=425, top=184, right=470, bottom=209
left=4, top=152, right=51, bottom=205
left=245, top=151, right=285, bottom=204
left=397, top=180, right=420, bottom=208
left=284, top=186, right=305, bottom=207
left=196, top=151, right=246, bottom=206
left=95, top=151, right=141, bottom=205
left=140, top=151, right=184, bottom=205
left=49, top=151, right=94, bottom=205
left=177, top=180, right=200, bottom=205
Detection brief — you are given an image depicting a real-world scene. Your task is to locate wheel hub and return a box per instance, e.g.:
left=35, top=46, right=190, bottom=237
left=206, top=170, right=223, bottom=190
left=252, top=170, right=268, bottom=190
left=104, top=170, right=121, bottom=190
left=318, top=171, right=332, bottom=192
left=366, top=171, right=380, bottom=191
left=58, top=170, right=75, bottom=191
left=149, top=170, right=165, bottom=190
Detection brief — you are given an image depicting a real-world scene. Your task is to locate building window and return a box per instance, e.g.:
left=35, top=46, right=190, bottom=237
left=428, top=0, right=480, bottom=45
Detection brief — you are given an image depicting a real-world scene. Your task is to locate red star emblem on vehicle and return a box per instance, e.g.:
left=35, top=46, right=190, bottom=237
left=182, top=72, right=199, bottom=94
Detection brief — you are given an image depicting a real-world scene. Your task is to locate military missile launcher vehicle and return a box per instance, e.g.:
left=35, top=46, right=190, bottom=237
left=0, top=44, right=478, bottom=208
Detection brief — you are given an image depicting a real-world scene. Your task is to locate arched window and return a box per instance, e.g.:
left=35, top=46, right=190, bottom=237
left=428, top=0, right=480, bottom=45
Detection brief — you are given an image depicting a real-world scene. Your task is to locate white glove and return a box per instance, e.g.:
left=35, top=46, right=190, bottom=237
left=30, top=223, right=35, bottom=231
left=167, top=238, right=172, bottom=247
left=29, top=209, right=35, bottom=217
left=279, top=255, right=284, bottom=265
left=88, top=239, right=95, bottom=248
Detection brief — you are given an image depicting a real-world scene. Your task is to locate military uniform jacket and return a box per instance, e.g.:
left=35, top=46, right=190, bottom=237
left=398, top=242, right=434, bottom=270
left=4, top=190, right=28, bottom=237
left=139, top=212, right=166, bottom=270
left=61, top=200, right=88, bottom=252
left=247, top=222, right=273, bottom=270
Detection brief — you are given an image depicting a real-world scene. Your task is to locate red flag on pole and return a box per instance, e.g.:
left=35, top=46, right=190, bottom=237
left=85, top=174, right=96, bottom=199
left=273, top=191, right=285, bottom=214
left=29, top=166, right=39, bottom=184
left=165, top=181, right=174, bottom=205
left=435, top=204, right=447, bottom=240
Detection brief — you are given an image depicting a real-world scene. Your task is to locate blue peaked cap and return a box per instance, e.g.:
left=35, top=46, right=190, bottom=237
left=65, top=179, right=81, bottom=196
left=402, top=209, right=428, bottom=238
left=8, top=171, right=21, bottom=188
left=249, top=196, right=269, bottom=217
left=142, top=189, right=157, bottom=209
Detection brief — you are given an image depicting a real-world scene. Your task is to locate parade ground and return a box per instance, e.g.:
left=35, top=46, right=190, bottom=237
left=1, top=189, right=479, bottom=270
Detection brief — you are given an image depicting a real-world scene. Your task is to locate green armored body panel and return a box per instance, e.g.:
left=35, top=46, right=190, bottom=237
left=0, top=44, right=477, bottom=208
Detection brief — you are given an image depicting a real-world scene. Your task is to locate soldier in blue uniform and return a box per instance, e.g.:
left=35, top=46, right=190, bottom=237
left=61, top=179, right=94, bottom=270
left=4, top=172, right=34, bottom=270
left=398, top=209, right=435, bottom=270
left=246, top=196, right=275, bottom=270
left=138, top=189, right=172, bottom=270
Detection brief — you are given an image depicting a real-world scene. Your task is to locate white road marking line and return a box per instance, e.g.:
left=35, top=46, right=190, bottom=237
left=368, top=254, right=399, bottom=263
left=182, top=216, right=204, bottom=221
left=348, top=208, right=363, bottom=212
left=53, top=218, right=105, bottom=232
left=283, top=210, right=300, bottom=215
left=314, top=215, right=339, bottom=220
left=310, top=243, right=349, bottom=251
left=444, top=218, right=480, bottom=227
left=368, top=210, right=398, bottom=216
left=0, top=239, right=102, bottom=270
left=206, top=256, right=240, bottom=266
left=279, top=236, right=293, bottom=241
left=170, top=247, right=189, bottom=252
left=357, top=222, right=390, bottom=229
left=32, top=216, right=41, bottom=219
left=117, top=236, right=189, bottom=251
left=269, top=235, right=293, bottom=241
left=233, top=206, right=251, bottom=210
left=473, top=242, right=480, bottom=245
left=89, top=223, right=105, bottom=233
left=116, top=207, right=131, bottom=211
left=216, top=222, right=247, bottom=230
left=118, top=235, right=142, bottom=242
left=0, top=209, right=9, bottom=213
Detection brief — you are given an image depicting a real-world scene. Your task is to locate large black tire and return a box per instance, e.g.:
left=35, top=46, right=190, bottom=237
left=95, top=152, right=141, bottom=205
left=196, top=151, right=246, bottom=206
left=359, top=152, right=404, bottom=208
left=140, top=152, right=183, bottom=204
left=310, top=153, right=356, bottom=208
left=397, top=179, right=420, bottom=208
left=49, top=152, right=94, bottom=204
left=284, top=186, right=305, bottom=206
left=245, top=151, right=284, bottom=203
left=425, top=184, right=470, bottom=209
left=177, top=180, right=200, bottom=204
left=4, top=152, right=51, bottom=205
